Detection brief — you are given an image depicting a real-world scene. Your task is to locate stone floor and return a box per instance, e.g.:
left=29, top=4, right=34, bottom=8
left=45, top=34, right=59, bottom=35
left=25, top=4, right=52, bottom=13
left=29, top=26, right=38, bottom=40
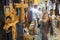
left=54, top=28, right=60, bottom=40
left=48, top=28, right=60, bottom=40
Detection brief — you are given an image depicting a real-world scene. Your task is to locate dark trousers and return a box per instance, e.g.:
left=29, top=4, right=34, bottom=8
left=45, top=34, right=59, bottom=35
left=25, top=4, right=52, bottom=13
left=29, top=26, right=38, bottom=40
left=6, top=31, right=12, bottom=40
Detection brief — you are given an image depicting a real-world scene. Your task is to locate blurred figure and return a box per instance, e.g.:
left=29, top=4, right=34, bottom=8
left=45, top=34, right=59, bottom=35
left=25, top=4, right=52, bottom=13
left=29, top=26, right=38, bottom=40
left=50, top=10, right=57, bottom=36
left=29, top=4, right=43, bottom=40
left=49, top=9, right=58, bottom=40
left=40, top=11, right=50, bottom=40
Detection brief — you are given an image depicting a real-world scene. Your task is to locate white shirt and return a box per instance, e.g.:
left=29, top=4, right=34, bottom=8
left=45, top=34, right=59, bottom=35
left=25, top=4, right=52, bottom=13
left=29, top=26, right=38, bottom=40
left=30, top=7, right=39, bottom=20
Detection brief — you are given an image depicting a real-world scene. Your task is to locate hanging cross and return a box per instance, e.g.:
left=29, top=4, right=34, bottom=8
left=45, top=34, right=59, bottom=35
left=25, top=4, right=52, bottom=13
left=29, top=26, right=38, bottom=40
left=14, top=0, right=28, bottom=22
left=4, top=1, right=19, bottom=40
left=3, top=18, right=19, bottom=40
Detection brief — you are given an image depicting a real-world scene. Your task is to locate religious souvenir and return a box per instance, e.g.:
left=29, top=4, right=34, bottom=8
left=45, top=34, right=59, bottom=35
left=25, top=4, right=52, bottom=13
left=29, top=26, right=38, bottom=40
left=14, top=1, right=28, bottom=22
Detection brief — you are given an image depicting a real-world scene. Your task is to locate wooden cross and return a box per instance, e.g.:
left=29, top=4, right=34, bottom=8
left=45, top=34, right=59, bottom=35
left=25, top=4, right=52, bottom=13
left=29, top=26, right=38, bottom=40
left=4, top=2, right=19, bottom=40
left=3, top=17, right=19, bottom=40
left=14, top=0, right=28, bottom=22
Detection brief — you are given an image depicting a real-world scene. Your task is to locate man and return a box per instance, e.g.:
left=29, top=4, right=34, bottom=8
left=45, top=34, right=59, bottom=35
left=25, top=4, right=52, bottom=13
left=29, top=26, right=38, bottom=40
left=51, top=10, right=57, bottom=36
left=49, top=10, right=58, bottom=40
left=30, top=4, right=42, bottom=40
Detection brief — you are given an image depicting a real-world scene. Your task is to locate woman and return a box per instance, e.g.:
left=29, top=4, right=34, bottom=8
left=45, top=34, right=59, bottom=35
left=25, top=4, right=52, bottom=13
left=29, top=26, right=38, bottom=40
left=40, top=11, right=50, bottom=40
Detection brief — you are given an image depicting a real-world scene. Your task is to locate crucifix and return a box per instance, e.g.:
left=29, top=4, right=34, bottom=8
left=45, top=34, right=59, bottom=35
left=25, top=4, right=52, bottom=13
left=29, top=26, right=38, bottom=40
left=14, top=0, right=28, bottom=22
left=4, top=8, right=19, bottom=40
left=4, top=9, right=19, bottom=40
left=4, top=0, right=19, bottom=40
left=3, top=18, right=19, bottom=40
